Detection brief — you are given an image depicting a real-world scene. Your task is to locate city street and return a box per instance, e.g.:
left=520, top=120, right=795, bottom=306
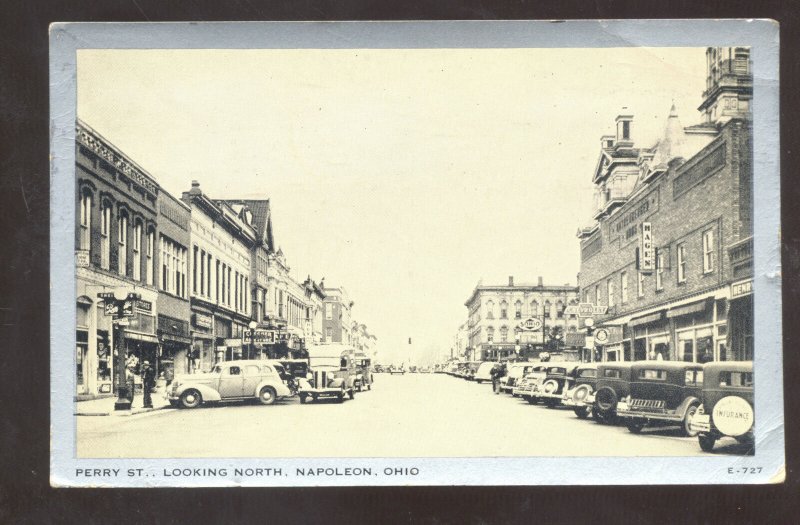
left=77, top=373, right=750, bottom=458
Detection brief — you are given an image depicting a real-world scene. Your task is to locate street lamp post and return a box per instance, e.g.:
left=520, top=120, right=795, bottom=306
left=248, top=320, right=258, bottom=360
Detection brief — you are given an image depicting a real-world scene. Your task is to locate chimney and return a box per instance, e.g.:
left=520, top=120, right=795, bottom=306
left=508, top=276, right=514, bottom=287
left=538, top=276, right=543, bottom=287
left=188, top=180, right=202, bottom=195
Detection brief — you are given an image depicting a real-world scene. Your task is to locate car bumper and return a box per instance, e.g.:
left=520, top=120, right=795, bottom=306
left=616, top=402, right=683, bottom=422
left=691, top=413, right=712, bottom=433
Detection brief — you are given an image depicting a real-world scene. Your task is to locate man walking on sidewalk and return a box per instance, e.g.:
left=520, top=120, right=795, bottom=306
left=141, top=360, right=155, bottom=408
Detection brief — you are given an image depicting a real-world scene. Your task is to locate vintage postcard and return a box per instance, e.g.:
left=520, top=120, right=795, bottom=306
left=50, top=20, right=783, bottom=486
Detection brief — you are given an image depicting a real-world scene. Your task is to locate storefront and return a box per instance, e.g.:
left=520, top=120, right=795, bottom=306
left=123, top=302, right=159, bottom=393
left=728, top=279, right=753, bottom=361
left=190, top=309, right=215, bottom=373
left=157, top=314, right=191, bottom=380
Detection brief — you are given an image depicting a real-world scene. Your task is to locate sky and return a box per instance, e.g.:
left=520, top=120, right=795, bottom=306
left=77, top=47, right=707, bottom=366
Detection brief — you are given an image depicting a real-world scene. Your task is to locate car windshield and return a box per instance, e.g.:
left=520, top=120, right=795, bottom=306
left=549, top=367, right=567, bottom=375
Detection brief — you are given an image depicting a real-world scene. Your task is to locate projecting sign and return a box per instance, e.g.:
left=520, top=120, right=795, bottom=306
left=564, top=303, right=607, bottom=317
left=731, top=279, right=753, bottom=299
left=638, top=222, right=655, bottom=273
left=242, top=330, right=276, bottom=344
left=519, top=318, right=543, bottom=331
left=594, top=328, right=609, bottom=343
left=104, top=302, right=119, bottom=316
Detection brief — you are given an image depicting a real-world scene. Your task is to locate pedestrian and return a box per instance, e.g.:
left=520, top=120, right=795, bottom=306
left=125, top=352, right=139, bottom=404
left=141, top=360, right=156, bottom=408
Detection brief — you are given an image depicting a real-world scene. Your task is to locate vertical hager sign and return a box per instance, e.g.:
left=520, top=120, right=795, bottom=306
left=638, top=222, right=655, bottom=273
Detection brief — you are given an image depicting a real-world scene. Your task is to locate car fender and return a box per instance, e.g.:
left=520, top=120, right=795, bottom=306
left=177, top=383, right=221, bottom=402
left=676, top=396, right=701, bottom=418
left=253, top=379, right=291, bottom=398
left=329, top=377, right=346, bottom=389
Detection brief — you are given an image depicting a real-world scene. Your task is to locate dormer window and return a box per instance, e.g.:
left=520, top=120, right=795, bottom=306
left=622, top=121, right=630, bottom=140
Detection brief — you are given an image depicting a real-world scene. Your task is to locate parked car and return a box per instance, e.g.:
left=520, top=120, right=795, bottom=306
left=562, top=363, right=599, bottom=419
left=389, top=365, right=406, bottom=375
left=464, top=361, right=482, bottom=381
left=297, top=344, right=358, bottom=403
left=474, top=361, right=503, bottom=384
left=592, top=362, right=634, bottom=424
left=536, top=363, right=581, bottom=407
left=616, top=361, right=704, bottom=436
left=690, top=361, right=754, bottom=452
left=496, top=363, right=536, bottom=394
left=168, top=359, right=293, bottom=408
left=512, top=364, right=551, bottom=403
left=353, top=352, right=373, bottom=392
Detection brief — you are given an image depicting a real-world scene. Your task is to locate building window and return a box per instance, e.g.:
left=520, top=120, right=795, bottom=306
left=117, top=212, right=128, bottom=276
left=622, top=120, right=630, bottom=140
left=500, top=301, right=508, bottom=319
left=79, top=191, right=92, bottom=251
left=132, top=222, right=142, bottom=281
left=556, top=301, right=564, bottom=319
left=146, top=229, right=154, bottom=286
left=325, top=303, right=332, bottom=320
left=677, top=243, right=687, bottom=283
left=486, top=300, right=495, bottom=319
left=656, top=250, right=665, bottom=291
left=638, top=271, right=645, bottom=298
left=544, top=301, right=551, bottom=318
left=486, top=327, right=494, bottom=343
left=326, top=327, right=333, bottom=340
left=500, top=326, right=508, bottom=343
left=100, top=202, right=111, bottom=270
left=702, top=229, right=715, bottom=273
left=235, top=271, right=239, bottom=311
left=192, top=246, right=198, bottom=293
left=206, top=253, right=212, bottom=298
left=227, top=267, right=231, bottom=305
left=515, top=301, right=522, bottom=319
left=621, top=272, right=628, bottom=303
left=530, top=300, right=538, bottom=317
left=607, top=279, right=615, bottom=307
left=595, top=285, right=601, bottom=306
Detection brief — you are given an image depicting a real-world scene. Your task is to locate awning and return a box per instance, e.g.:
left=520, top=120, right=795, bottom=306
left=666, top=299, right=711, bottom=319
left=628, top=310, right=665, bottom=328
left=161, top=333, right=192, bottom=345
left=125, top=332, right=159, bottom=344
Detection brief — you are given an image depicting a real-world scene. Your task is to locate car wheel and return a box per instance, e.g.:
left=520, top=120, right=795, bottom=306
left=574, top=407, right=590, bottom=419
left=299, top=394, right=308, bottom=404
left=526, top=396, right=537, bottom=405
left=594, top=388, right=618, bottom=412
left=627, top=419, right=646, bottom=434
left=683, top=404, right=700, bottom=437
left=698, top=434, right=717, bottom=452
left=180, top=389, right=202, bottom=409
left=348, top=389, right=355, bottom=400
left=258, top=386, right=277, bottom=406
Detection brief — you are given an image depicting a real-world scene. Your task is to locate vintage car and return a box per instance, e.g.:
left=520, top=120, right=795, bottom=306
left=389, top=365, right=406, bottom=375
left=690, top=361, right=754, bottom=452
left=353, top=352, right=374, bottom=392
left=591, top=362, right=635, bottom=424
left=535, top=363, right=581, bottom=407
left=562, top=363, right=599, bottom=418
left=511, top=364, right=551, bottom=402
left=495, top=363, right=536, bottom=394
left=474, top=361, right=503, bottom=384
left=168, top=359, right=293, bottom=408
left=463, top=361, right=482, bottom=381
left=297, top=344, right=358, bottom=403
left=616, top=361, right=704, bottom=436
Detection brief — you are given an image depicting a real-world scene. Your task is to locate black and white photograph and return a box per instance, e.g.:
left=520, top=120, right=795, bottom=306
left=49, top=20, right=783, bottom=486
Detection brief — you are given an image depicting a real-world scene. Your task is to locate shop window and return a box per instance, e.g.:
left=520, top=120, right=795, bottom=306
left=702, top=229, right=715, bottom=273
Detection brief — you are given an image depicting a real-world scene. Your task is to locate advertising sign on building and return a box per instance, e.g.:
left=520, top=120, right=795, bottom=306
left=242, top=330, right=276, bottom=344
left=519, top=317, right=543, bottom=331
left=75, top=250, right=90, bottom=268
left=731, top=279, right=753, bottom=299
left=638, top=222, right=655, bottom=273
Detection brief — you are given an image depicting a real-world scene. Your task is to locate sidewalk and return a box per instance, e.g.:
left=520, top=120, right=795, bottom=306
left=75, top=389, right=173, bottom=416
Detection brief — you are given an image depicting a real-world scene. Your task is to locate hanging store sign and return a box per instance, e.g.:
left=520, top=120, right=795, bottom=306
left=519, top=318, right=543, bottom=331
left=637, top=222, right=655, bottom=273
left=565, top=303, right=607, bottom=317
left=731, top=279, right=753, bottom=299
left=242, top=330, right=276, bottom=344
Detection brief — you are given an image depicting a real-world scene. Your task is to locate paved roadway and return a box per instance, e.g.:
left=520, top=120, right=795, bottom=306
left=77, top=373, right=751, bottom=458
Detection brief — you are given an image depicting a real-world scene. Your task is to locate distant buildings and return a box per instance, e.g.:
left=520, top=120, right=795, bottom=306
left=321, top=285, right=352, bottom=344
left=464, top=276, right=580, bottom=362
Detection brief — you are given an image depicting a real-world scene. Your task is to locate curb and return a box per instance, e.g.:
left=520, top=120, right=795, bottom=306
left=75, top=405, right=172, bottom=417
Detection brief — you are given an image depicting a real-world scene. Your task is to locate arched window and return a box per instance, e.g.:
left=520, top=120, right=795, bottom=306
left=100, top=200, right=112, bottom=270
left=544, top=300, right=552, bottom=318
left=499, top=300, right=508, bottom=319
left=500, top=326, right=509, bottom=342
left=132, top=220, right=143, bottom=281
left=556, top=300, right=564, bottom=319
left=530, top=300, right=539, bottom=316
left=514, top=300, right=522, bottom=319
left=486, top=300, right=495, bottom=319
left=486, top=326, right=494, bottom=343
left=117, top=211, right=128, bottom=277
left=79, top=190, right=92, bottom=251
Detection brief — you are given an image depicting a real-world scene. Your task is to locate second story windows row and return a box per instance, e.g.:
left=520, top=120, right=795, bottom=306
left=160, top=236, right=187, bottom=298
left=191, top=245, right=249, bottom=315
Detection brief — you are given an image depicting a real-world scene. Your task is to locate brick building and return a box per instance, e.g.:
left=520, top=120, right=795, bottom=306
left=75, top=120, right=160, bottom=395
left=576, top=46, right=753, bottom=363
left=321, top=284, right=352, bottom=344
left=464, top=276, right=580, bottom=362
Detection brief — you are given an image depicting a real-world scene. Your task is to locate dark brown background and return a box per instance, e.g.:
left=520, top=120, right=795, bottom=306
left=0, top=2, right=797, bottom=523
